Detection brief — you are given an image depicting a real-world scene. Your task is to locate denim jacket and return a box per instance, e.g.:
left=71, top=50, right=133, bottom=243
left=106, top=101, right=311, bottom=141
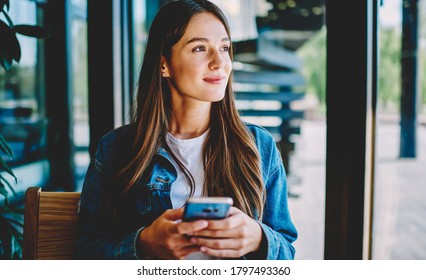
left=74, top=123, right=297, bottom=259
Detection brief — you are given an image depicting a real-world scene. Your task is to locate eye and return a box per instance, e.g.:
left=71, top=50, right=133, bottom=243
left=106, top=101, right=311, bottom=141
left=220, top=45, right=230, bottom=52
left=192, top=46, right=206, bottom=52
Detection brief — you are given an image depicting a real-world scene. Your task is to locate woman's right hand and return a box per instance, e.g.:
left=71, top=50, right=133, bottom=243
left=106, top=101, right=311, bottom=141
left=137, top=208, right=209, bottom=259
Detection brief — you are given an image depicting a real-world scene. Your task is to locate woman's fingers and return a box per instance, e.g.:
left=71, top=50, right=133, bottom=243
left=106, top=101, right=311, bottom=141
left=199, top=246, right=242, bottom=258
left=138, top=208, right=209, bottom=259
left=191, top=227, right=239, bottom=238
left=185, top=207, right=263, bottom=258
left=141, top=206, right=261, bottom=259
left=175, top=220, right=209, bottom=235
left=192, top=207, right=245, bottom=234
left=174, top=245, right=203, bottom=259
left=190, top=235, right=241, bottom=249
left=159, top=210, right=210, bottom=245
left=162, top=208, right=184, bottom=220
left=160, top=208, right=209, bottom=235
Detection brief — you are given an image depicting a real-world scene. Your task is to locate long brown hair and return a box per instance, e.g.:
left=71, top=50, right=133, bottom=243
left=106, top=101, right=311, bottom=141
left=113, top=0, right=265, bottom=219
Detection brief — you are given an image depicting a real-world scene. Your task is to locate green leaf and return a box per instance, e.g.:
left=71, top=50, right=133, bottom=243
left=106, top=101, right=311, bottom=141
left=0, top=220, right=14, bottom=259
left=13, top=24, right=49, bottom=38
left=0, top=157, right=17, bottom=183
left=0, top=206, right=23, bottom=259
left=5, top=205, right=24, bottom=215
left=10, top=234, right=23, bottom=259
left=0, top=19, right=21, bottom=65
left=2, top=215, right=23, bottom=228
left=1, top=9, right=13, bottom=28
left=0, top=0, right=10, bottom=12
left=0, top=174, right=16, bottom=196
left=0, top=134, right=14, bottom=157
left=0, top=47, right=12, bottom=71
left=0, top=182, right=9, bottom=204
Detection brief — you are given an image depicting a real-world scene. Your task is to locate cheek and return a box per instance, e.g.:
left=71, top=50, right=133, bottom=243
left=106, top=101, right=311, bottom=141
left=176, top=66, right=200, bottom=83
left=170, top=62, right=197, bottom=81
left=169, top=66, right=201, bottom=91
left=224, top=57, right=232, bottom=73
left=225, top=62, right=232, bottom=78
left=177, top=57, right=202, bottom=75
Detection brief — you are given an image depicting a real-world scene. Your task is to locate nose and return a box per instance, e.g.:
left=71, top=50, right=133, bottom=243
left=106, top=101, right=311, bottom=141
left=208, top=50, right=225, bottom=70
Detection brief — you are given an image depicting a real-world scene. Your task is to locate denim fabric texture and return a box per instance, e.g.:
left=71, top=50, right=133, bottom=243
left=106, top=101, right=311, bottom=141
left=74, top=123, right=297, bottom=259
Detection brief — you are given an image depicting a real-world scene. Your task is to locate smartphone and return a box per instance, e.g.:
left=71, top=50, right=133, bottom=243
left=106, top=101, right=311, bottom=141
left=182, top=197, right=233, bottom=222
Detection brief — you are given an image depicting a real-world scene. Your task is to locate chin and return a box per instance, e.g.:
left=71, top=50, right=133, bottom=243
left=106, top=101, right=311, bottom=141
left=208, top=92, right=226, bottom=102
left=206, top=88, right=227, bottom=99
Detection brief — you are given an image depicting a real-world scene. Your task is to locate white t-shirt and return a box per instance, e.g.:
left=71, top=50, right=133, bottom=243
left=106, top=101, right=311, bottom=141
left=166, top=130, right=216, bottom=260
left=166, top=130, right=207, bottom=208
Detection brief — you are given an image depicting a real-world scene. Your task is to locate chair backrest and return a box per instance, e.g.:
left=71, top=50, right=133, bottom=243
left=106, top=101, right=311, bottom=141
left=23, top=186, right=81, bottom=260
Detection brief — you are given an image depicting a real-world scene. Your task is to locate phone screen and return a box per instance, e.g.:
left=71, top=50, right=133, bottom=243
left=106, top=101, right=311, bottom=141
left=182, top=197, right=233, bottom=221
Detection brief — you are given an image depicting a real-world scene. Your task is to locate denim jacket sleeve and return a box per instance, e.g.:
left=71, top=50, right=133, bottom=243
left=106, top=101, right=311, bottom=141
left=259, top=160, right=298, bottom=259
left=73, top=131, right=141, bottom=259
left=247, top=124, right=298, bottom=260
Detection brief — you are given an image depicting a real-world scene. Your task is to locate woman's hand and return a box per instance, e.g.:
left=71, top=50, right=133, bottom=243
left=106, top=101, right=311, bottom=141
left=188, top=207, right=263, bottom=258
left=137, top=208, right=209, bottom=259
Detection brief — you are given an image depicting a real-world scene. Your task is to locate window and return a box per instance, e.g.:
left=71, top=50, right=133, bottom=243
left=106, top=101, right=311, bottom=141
left=373, top=0, right=426, bottom=259
left=0, top=0, right=48, bottom=195
left=70, top=0, right=89, bottom=191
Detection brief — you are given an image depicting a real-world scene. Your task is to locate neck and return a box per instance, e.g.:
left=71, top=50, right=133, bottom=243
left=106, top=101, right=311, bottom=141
left=169, top=102, right=211, bottom=139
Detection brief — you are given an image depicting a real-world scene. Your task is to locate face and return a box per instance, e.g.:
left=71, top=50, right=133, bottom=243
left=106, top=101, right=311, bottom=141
left=162, top=12, right=232, bottom=107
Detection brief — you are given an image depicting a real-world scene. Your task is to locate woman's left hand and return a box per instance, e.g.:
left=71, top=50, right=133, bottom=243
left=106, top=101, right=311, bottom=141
left=188, top=206, right=263, bottom=258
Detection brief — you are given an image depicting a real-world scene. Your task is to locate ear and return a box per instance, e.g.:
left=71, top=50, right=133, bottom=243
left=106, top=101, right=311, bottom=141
left=160, top=56, right=170, bottom=78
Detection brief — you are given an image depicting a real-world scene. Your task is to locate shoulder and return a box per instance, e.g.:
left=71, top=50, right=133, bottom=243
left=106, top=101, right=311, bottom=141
left=99, top=123, right=136, bottom=146
left=244, top=122, right=276, bottom=146
left=244, top=122, right=283, bottom=174
left=95, top=123, right=136, bottom=158
left=93, top=123, right=136, bottom=172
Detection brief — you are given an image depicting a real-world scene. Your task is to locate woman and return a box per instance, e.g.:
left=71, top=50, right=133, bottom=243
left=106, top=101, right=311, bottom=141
left=74, top=0, right=297, bottom=260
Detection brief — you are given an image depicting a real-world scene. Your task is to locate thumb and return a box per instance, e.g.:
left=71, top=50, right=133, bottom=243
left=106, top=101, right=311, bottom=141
left=162, top=208, right=184, bottom=221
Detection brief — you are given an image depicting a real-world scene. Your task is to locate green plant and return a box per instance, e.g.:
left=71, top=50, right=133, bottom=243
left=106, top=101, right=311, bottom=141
left=1, top=0, right=47, bottom=259
left=0, top=134, right=21, bottom=259
left=0, top=0, right=48, bottom=71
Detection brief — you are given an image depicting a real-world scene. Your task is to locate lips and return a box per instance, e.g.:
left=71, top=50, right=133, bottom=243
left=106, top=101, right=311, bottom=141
left=203, top=76, right=225, bottom=84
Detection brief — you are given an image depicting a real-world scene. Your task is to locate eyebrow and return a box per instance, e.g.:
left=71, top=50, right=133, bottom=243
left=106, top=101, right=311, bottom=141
left=186, top=37, right=230, bottom=45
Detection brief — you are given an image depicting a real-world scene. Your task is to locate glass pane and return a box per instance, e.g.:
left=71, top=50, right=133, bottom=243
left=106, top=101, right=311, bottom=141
left=211, top=0, right=327, bottom=259
left=290, top=26, right=326, bottom=259
left=71, top=7, right=89, bottom=191
left=133, top=0, right=148, bottom=84
left=71, top=0, right=87, bottom=11
left=373, top=0, right=426, bottom=259
left=0, top=1, right=46, bottom=168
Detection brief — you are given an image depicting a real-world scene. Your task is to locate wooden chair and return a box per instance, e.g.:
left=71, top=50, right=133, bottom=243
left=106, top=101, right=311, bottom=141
left=23, top=186, right=81, bottom=259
